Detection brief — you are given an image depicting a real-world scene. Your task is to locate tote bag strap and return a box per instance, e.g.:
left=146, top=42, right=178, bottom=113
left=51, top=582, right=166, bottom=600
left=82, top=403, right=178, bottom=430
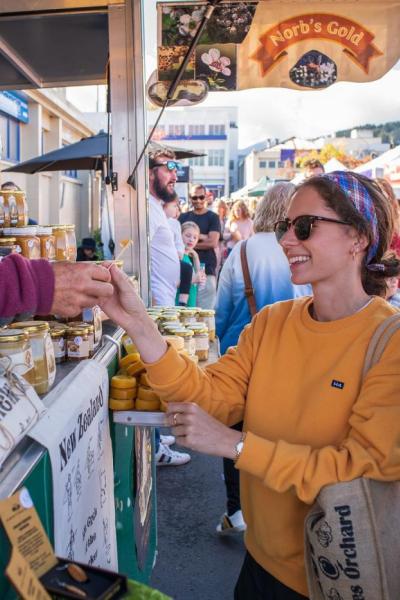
left=363, top=312, right=400, bottom=378
left=240, top=240, right=257, bottom=318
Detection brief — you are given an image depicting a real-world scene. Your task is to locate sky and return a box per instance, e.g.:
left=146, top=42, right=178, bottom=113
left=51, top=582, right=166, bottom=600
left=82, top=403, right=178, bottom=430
left=67, top=0, right=400, bottom=149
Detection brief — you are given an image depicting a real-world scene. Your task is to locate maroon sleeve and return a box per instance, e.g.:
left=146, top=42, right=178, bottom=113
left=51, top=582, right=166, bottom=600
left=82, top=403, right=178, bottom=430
left=0, top=254, right=55, bottom=318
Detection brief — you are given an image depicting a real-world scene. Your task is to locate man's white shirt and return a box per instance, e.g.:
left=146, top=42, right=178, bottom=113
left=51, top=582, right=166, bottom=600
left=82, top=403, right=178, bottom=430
left=149, top=195, right=180, bottom=306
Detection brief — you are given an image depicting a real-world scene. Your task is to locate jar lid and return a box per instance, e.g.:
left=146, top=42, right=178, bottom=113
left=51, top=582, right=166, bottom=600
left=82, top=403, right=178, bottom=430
left=47, top=320, right=65, bottom=328
left=64, top=224, right=75, bottom=230
left=0, top=237, right=17, bottom=243
left=191, top=324, right=208, bottom=334
left=9, top=320, right=50, bottom=333
left=174, top=329, right=194, bottom=338
left=198, top=309, right=215, bottom=316
left=160, top=314, right=179, bottom=321
left=50, top=224, right=67, bottom=230
left=3, top=227, right=37, bottom=236
left=36, top=226, right=53, bottom=235
left=67, top=327, right=89, bottom=335
left=0, top=328, right=29, bottom=342
left=179, top=308, right=197, bottom=315
left=50, top=328, right=66, bottom=338
left=0, top=190, right=25, bottom=195
left=68, top=321, right=93, bottom=332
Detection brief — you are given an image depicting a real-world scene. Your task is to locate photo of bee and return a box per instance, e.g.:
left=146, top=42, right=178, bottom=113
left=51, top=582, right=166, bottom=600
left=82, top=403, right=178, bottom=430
left=289, top=50, right=337, bottom=89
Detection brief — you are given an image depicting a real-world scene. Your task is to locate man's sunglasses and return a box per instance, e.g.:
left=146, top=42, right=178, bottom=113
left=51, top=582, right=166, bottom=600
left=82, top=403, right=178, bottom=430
left=191, top=194, right=205, bottom=200
left=151, top=160, right=181, bottom=171
left=274, top=215, right=350, bottom=242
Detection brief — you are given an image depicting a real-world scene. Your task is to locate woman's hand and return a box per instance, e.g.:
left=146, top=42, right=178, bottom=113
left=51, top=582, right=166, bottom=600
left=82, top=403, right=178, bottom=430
left=166, top=402, right=242, bottom=459
left=98, top=265, right=167, bottom=363
left=192, top=271, right=207, bottom=285
left=98, top=265, right=146, bottom=331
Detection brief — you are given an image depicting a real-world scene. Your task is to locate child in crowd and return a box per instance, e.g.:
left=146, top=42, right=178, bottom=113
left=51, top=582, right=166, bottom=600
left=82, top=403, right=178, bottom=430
left=178, top=221, right=205, bottom=307
left=384, top=251, right=400, bottom=308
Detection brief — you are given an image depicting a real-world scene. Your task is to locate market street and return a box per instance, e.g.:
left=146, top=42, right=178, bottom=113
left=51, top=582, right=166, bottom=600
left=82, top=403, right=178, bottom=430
left=151, top=442, right=246, bottom=600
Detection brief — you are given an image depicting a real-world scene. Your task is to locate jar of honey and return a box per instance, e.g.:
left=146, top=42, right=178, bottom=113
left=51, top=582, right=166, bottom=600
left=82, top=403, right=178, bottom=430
left=51, top=225, right=69, bottom=261
left=197, top=309, right=216, bottom=341
left=37, top=226, right=56, bottom=260
left=66, top=326, right=90, bottom=360
left=65, top=225, right=77, bottom=261
left=81, top=306, right=102, bottom=350
left=1, top=190, right=28, bottom=227
left=9, top=321, right=56, bottom=394
left=68, top=322, right=95, bottom=356
left=191, top=324, right=210, bottom=361
left=0, top=328, right=35, bottom=385
left=49, top=327, right=66, bottom=364
left=3, top=227, right=40, bottom=259
left=0, top=237, right=22, bottom=257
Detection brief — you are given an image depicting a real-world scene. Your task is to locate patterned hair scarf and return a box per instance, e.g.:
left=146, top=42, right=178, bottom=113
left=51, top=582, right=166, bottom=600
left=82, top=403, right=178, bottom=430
left=323, top=171, right=380, bottom=268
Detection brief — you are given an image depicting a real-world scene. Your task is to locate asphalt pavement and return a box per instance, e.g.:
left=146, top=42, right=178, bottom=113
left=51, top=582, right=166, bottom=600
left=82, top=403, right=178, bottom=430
left=150, top=443, right=246, bottom=600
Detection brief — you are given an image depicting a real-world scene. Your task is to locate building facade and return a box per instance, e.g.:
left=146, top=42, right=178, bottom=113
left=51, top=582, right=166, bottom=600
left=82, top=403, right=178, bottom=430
left=147, top=105, right=238, bottom=199
left=0, top=88, right=100, bottom=242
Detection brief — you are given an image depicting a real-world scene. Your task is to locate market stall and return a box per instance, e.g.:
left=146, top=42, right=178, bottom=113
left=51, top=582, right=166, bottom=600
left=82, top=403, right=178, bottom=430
left=0, top=1, right=161, bottom=598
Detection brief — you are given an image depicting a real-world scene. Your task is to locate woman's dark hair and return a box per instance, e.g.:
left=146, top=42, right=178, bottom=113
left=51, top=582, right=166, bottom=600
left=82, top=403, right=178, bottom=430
left=296, top=172, right=400, bottom=296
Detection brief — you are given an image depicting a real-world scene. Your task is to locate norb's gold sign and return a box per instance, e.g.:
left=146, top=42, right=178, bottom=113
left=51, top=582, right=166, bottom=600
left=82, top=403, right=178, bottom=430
left=251, top=14, right=382, bottom=76
left=239, top=0, right=400, bottom=90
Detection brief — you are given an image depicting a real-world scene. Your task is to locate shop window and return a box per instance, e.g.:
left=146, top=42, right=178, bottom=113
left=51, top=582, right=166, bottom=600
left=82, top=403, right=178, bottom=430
left=278, top=160, right=285, bottom=168
left=168, top=124, right=185, bottom=136
left=208, top=149, right=225, bottom=167
left=188, top=153, right=205, bottom=167
left=268, top=160, right=276, bottom=168
left=259, top=160, right=267, bottom=168
left=188, top=124, right=205, bottom=135
left=209, top=124, right=225, bottom=136
left=0, top=113, right=20, bottom=162
left=229, top=160, right=234, bottom=170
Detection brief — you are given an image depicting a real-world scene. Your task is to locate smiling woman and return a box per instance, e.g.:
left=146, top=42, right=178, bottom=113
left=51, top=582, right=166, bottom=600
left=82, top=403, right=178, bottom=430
left=99, top=171, right=400, bottom=599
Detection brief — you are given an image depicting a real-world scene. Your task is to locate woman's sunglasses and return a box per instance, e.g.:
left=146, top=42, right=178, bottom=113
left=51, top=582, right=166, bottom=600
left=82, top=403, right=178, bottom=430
left=151, top=160, right=182, bottom=171
left=274, top=215, right=350, bottom=242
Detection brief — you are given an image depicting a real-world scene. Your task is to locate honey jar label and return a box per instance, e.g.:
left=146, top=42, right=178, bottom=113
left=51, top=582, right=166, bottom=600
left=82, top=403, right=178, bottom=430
left=52, top=337, right=65, bottom=359
left=67, top=336, right=89, bottom=358
left=195, top=336, right=210, bottom=351
left=44, top=334, right=56, bottom=386
left=9, top=349, right=34, bottom=375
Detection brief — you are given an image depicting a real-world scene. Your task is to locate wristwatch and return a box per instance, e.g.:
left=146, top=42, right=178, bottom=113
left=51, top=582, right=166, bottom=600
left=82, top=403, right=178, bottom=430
left=234, top=432, right=246, bottom=462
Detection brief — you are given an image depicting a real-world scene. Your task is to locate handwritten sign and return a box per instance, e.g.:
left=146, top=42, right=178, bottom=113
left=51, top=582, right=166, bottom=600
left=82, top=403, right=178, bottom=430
left=29, top=361, right=117, bottom=570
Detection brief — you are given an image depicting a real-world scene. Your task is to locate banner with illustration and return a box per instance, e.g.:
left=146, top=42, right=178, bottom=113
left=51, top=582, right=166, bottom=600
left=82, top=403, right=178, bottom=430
left=153, top=0, right=400, bottom=102
left=29, top=361, right=117, bottom=571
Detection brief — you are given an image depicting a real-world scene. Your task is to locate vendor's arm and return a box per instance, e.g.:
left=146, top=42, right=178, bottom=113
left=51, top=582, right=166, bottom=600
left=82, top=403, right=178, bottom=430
left=100, top=265, right=254, bottom=424
left=0, top=253, right=55, bottom=318
left=235, top=339, right=400, bottom=504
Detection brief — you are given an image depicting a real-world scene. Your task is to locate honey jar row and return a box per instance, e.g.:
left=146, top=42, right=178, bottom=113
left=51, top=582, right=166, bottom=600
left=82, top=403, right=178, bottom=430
left=0, top=224, right=77, bottom=260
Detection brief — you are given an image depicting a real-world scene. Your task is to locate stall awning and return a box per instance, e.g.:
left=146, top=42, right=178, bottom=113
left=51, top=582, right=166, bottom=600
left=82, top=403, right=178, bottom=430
left=0, top=6, right=109, bottom=89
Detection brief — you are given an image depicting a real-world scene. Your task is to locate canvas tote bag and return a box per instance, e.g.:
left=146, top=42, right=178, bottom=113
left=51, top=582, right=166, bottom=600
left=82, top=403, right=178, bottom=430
left=305, top=312, right=400, bottom=600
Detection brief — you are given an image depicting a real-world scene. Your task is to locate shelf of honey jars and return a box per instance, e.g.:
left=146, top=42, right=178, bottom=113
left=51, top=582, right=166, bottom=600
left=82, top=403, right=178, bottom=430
left=112, top=305, right=217, bottom=427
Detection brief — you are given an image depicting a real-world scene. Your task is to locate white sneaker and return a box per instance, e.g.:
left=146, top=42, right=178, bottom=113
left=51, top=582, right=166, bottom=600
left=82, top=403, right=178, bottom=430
left=216, top=510, right=246, bottom=535
left=160, top=434, right=175, bottom=447
left=155, top=443, right=191, bottom=466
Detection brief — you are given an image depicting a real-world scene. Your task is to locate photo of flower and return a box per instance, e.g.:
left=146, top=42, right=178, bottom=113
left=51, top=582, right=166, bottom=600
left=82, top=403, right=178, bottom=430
left=195, top=44, right=237, bottom=91
left=201, top=48, right=231, bottom=77
left=160, top=3, right=257, bottom=47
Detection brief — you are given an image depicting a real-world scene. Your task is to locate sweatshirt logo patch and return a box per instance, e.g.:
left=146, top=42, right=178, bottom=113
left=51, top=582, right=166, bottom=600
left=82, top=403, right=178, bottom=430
left=331, top=379, right=344, bottom=390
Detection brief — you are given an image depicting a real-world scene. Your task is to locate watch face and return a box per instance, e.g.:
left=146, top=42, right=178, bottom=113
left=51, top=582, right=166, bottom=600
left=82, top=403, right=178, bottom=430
left=236, top=441, right=244, bottom=455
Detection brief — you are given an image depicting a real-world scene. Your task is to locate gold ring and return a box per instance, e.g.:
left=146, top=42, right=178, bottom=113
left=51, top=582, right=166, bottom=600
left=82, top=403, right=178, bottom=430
left=173, top=413, right=178, bottom=426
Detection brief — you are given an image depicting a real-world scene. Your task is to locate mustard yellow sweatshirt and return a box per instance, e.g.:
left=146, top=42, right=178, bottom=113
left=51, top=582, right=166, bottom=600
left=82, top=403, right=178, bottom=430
left=145, top=296, right=400, bottom=596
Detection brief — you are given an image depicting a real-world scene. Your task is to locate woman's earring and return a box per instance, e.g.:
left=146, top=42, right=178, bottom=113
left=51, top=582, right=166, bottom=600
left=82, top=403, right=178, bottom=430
left=352, top=247, right=357, bottom=261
